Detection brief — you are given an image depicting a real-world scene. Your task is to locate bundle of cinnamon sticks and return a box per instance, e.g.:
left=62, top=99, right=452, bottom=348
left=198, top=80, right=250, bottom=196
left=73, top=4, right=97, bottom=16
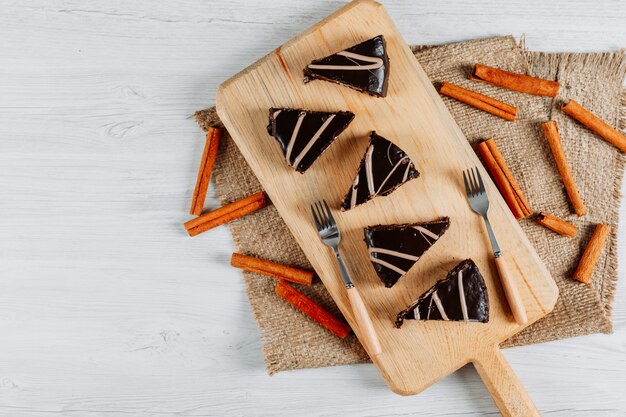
left=184, top=126, right=269, bottom=236
left=477, top=139, right=532, bottom=219
left=183, top=127, right=351, bottom=338
left=230, top=252, right=351, bottom=338
left=438, top=63, right=619, bottom=285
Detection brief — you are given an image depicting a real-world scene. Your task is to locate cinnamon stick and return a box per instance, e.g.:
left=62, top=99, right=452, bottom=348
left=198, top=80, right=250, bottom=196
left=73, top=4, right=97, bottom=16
left=184, top=191, right=267, bottom=237
left=535, top=212, right=578, bottom=238
left=484, top=139, right=533, bottom=217
left=275, top=280, right=351, bottom=339
left=541, top=121, right=587, bottom=216
left=562, top=99, right=626, bottom=153
left=438, top=81, right=517, bottom=121
left=573, top=224, right=611, bottom=284
left=477, top=139, right=532, bottom=219
left=478, top=142, right=524, bottom=218
left=231, top=253, right=313, bottom=286
left=190, top=127, right=222, bottom=216
left=471, top=64, right=560, bottom=97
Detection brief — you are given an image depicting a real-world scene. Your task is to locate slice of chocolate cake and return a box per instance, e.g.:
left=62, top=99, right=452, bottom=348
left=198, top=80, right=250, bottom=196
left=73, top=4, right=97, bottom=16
left=341, top=131, right=419, bottom=210
left=267, top=108, right=354, bottom=173
left=303, top=35, right=389, bottom=97
left=396, top=259, right=489, bottom=327
left=364, top=218, right=450, bottom=288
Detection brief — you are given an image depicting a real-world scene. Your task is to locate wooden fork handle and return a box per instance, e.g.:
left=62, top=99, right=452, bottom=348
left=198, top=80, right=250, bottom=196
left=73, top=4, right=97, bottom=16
left=495, top=255, right=528, bottom=325
left=346, top=286, right=382, bottom=357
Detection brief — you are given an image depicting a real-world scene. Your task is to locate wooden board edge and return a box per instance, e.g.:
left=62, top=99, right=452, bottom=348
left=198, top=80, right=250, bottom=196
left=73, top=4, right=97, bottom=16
left=214, top=0, right=562, bottom=394
left=217, top=0, right=383, bottom=95
left=215, top=0, right=560, bottom=320
left=387, top=359, right=473, bottom=396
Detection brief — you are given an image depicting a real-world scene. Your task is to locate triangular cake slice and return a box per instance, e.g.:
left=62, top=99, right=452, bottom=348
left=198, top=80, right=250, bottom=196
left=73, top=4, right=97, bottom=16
left=364, top=218, right=450, bottom=288
left=396, top=259, right=489, bottom=327
left=267, top=108, right=354, bottom=173
left=341, top=131, right=419, bottom=210
left=303, top=35, right=389, bottom=97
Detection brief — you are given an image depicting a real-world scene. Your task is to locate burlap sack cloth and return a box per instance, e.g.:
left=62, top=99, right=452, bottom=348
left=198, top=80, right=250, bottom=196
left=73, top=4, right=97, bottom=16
left=195, top=36, right=626, bottom=374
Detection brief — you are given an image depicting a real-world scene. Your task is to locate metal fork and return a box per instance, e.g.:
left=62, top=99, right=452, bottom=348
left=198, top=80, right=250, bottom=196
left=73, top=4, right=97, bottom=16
left=311, top=200, right=382, bottom=356
left=463, top=167, right=528, bottom=325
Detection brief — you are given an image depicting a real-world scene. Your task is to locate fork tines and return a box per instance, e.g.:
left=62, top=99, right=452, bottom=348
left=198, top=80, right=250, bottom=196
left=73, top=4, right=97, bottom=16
left=463, top=166, right=485, bottom=197
left=311, top=199, right=335, bottom=231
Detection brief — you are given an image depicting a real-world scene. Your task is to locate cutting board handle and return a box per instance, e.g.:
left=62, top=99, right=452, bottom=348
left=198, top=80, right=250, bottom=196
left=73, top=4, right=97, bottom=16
left=473, top=347, right=541, bottom=417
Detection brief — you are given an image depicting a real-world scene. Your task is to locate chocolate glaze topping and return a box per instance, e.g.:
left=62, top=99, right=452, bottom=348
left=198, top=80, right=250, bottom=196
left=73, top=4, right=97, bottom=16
left=303, top=35, right=389, bottom=97
left=396, top=259, right=490, bottom=327
left=267, top=108, right=354, bottom=173
left=364, top=218, right=450, bottom=288
left=341, top=131, right=419, bottom=210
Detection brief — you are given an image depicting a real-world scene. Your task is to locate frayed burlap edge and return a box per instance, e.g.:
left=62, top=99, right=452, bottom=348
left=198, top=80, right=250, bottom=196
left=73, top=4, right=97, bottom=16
left=194, top=36, right=625, bottom=373
left=523, top=50, right=626, bottom=321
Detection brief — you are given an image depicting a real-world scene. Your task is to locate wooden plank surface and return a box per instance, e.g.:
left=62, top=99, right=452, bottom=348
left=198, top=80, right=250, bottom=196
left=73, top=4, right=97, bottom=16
left=0, top=0, right=624, bottom=416
left=216, top=0, right=557, bottom=400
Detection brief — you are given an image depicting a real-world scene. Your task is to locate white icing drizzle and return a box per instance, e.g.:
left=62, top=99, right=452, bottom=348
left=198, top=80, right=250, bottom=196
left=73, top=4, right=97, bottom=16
left=427, top=296, right=434, bottom=320
left=413, top=225, right=440, bottom=242
left=402, top=159, right=412, bottom=182
left=349, top=174, right=359, bottom=209
left=307, top=50, right=383, bottom=71
left=364, top=144, right=375, bottom=197
left=273, top=109, right=282, bottom=118
left=458, top=270, right=469, bottom=321
left=351, top=135, right=416, bottom=206
left=431, top=291, right=450, bottom=321
left=291, top=114, right=336, bottom=168
left=373, top=156, right=409, bottom=197
left=368, top=247, right=419, bottom=261
left=369, top=256, right=406, bottom=276
left=285, top=113, right=305, bottom=164
left=385, top=143, right=393, bottom=165
left=413, top=305, right=421, bottom=320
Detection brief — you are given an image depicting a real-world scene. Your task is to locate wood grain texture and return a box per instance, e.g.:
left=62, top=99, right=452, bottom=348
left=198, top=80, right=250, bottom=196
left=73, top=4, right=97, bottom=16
left=0, top=0, right=624, bottom=416
left=216, top=0, right=557, bottom=405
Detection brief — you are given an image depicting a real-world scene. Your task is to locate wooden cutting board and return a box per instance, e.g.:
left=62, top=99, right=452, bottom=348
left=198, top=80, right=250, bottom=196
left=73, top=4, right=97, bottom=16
left=216, top=1, right=558, bottom=415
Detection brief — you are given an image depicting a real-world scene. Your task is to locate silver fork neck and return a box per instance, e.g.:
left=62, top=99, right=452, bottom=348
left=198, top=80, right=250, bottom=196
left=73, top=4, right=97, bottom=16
left=482, top=215, right=502, bottom=257
left=333, top=248, right=354, bottom=288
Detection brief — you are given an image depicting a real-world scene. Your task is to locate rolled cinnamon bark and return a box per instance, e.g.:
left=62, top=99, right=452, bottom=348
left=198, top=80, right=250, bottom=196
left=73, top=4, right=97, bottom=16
left=541, top=121, right=587, bottom=216
left=484, top=139, right=533, bottom=217
left=231, top=253, right=313, bottom=286
left=275, top=281, right=351, bottom=339
left=535, top=212, right=578, bottom=238
left=573, top=224, right=610, bottom=284
left=477, top=139, right=532, bottom=219
left=185, top=191, right=268, bottom=236
left=471, top=64, right=560, bottom=97
left=190, top=127, right=222, bottom=216
left=438, top=81, right=517, bottom=121
left=562, top=99, right=626, bottom=153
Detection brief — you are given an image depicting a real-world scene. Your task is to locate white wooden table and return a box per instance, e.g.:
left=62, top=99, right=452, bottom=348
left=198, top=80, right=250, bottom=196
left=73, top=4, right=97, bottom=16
left=1, top=1, right=624, bottom=416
